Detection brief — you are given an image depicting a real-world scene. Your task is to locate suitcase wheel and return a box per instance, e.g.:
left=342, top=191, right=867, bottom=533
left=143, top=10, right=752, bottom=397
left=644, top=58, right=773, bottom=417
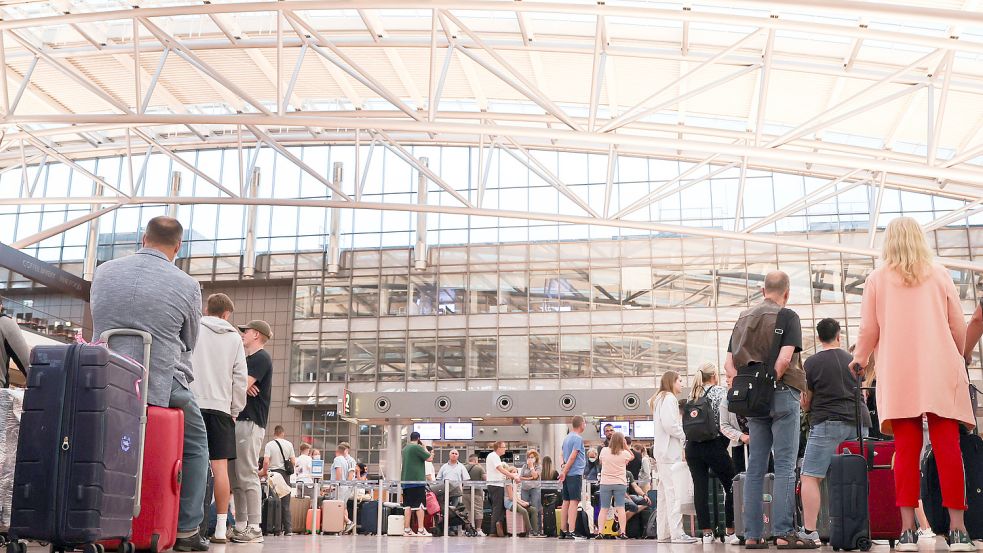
left=82, top=543, right=105, bottom=553
left=858, top=537, right=872, bottom=551
left=117, top=541, right=135, bottom=553
left=149, top=534, right=160, bottom=553
left=5, top=541, right=25, bottom=553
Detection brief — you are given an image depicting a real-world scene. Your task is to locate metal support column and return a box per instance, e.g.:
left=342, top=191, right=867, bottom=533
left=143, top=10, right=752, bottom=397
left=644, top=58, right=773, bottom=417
left=83, top=182, right=104, bottom=280
left=414, top=157, right=428, bottom=271
left=166, top=171, right=181, bottom=219
left=242, top=168, right=260, bottom=279
left=327, top=162, right=342, bottom=274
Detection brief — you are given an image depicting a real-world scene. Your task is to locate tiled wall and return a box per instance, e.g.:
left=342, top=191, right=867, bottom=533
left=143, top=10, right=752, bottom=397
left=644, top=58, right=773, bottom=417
left=201, top=280, right=299, bottom=445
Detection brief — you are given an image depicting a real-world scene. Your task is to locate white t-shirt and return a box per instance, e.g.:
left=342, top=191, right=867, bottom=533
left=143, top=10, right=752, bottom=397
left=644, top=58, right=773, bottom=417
left=486, top=452, right=505, bottom=487
left=425, top=461, right=435, bottom=480
left=295, top=454, right=313, bottom=484
left=265, top=439, right=296, bottom=472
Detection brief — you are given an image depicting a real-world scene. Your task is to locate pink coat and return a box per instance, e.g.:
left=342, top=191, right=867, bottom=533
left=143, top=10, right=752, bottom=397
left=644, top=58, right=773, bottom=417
left=854, top=263, right=976, bottom=434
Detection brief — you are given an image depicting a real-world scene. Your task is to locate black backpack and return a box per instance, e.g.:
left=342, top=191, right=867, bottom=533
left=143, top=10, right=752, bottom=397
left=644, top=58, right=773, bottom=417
left=682, top=388, right=719, bottom=442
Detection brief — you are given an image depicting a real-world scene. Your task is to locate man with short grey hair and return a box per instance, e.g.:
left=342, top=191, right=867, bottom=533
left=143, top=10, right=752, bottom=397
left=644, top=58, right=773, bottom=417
left=724, top=270, right=804, bottom=548
left=91, top=216, right=209, bottom=552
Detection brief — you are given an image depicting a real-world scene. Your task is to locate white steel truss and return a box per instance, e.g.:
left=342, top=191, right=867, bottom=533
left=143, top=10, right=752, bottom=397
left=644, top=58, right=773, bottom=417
left=0, top=0, right=981, bottom=268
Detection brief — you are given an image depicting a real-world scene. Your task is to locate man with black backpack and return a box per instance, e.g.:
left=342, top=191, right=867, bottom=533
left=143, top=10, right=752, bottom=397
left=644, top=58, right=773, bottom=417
left=724, top=271, right=806, bottom=549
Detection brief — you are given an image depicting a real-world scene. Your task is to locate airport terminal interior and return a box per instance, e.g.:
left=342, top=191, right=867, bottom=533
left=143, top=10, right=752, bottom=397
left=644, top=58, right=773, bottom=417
left=1, top=0, right=983, bottom=552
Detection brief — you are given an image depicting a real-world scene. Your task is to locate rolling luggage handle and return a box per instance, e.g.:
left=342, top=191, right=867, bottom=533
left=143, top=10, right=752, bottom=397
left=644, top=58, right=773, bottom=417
left=99, top=329, right=152, bottom=519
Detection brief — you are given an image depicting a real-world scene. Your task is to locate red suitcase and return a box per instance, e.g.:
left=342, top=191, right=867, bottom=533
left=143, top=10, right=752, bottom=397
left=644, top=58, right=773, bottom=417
left=103, top=406, right=184, bottom=552
left=836, top=439, right=902, bottom=542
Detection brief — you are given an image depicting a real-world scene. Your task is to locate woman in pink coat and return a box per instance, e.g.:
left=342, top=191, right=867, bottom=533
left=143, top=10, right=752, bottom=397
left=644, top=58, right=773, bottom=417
left=852, top=217, right=976, bottom=552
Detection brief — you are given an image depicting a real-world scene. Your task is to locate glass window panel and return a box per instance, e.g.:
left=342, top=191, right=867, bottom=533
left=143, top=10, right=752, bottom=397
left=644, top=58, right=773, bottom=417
left=409, top=274, right=437, bottom=315
left=349, top=338, right=377, bottom=382
left=378, top=339, right=406, bottom=381
left=557, top=270, right=590, bottom=311
left=436, top=338, right=466, bottom=379
left=321, top=281, right=350, bottom=318
left=350, top=277, right=380, bottom=317
left=409, top=339, right=436, bottom=380
left=655, top=331, right=688, bottom=373
left=438, top=273, right=466, bottom=315
left=291, top=341, right=321, bottom=383
left=529, top=334, right=559, bottom=378
left=321, top=341, right=348, bottom=382
left=381, top=275, right=409, bottom=316
left=469, top=272, right=498, bottom=314
left=499, top=336, right=529, bottom=379
left=592, top=333, right=624, bottom=377
left=592, top=269, right=621, bottom=310
left=623, top=333, right=656, bottom=377
left=560, top=334, right=590, bottom=378
left=623, top=267, right=654, bottom=309
left=530, top=270, right=559, bottom=312
left=469, top=337, right=497, bottom=379
left=499, top=272, right=529, bottom=313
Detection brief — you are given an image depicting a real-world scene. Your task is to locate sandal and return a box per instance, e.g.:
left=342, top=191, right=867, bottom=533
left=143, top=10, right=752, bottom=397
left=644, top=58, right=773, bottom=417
left=775, top=533, right=819, bottom=550
left=745, top=539, right=769, bottom=549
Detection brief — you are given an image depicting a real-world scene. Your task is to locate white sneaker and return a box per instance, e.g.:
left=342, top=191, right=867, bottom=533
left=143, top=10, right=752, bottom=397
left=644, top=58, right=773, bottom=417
left=919, top=529, right=937, bottom=540
left=477, top=530, right=486, bottom=537
left=417, top=530, right=432, bottom=537
left=673, top=534, right=701, bottom=544
left=725, top=533, right=742, bottom=545
left=403, top=529, right=415, bottom=537
left=658, top=537, right=672, bottom=543
left=703, top=533, right=716, bottom=545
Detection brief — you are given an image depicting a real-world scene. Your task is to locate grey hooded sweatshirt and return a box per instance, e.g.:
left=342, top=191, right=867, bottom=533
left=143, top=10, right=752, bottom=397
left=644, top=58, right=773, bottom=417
left=190, top=316, right=248, bottom=417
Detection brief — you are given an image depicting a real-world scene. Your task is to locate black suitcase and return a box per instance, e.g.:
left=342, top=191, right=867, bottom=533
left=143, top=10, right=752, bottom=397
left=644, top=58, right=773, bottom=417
left=261, top=484, right=281, bottom=536
left=828, top=371, right=873, bottom=552
left=626, top=508, right=652, bottom=539
left=8, top=331, right=151, bottom=553
left=574, top=507, right=591, bottom=537
left=358, top=501, right=389, bottom=535
left=922, top=426, right=983, bottom=538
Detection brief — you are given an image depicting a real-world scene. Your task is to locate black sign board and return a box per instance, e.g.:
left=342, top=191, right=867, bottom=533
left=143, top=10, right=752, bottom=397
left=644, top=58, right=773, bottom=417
left=0, top=242, right=91, bottom=301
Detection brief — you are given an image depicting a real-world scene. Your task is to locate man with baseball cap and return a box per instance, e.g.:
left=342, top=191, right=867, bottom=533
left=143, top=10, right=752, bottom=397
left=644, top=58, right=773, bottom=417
left=228, top=320, right=273, bottom=544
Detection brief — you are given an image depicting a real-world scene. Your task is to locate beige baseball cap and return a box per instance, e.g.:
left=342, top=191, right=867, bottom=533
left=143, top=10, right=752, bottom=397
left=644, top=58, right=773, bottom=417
left=238, top=320, right=272, bottom=339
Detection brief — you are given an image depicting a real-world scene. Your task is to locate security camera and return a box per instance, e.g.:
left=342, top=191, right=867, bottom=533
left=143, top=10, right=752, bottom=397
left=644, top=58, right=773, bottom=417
left=520, top=424, right=529, bottom=434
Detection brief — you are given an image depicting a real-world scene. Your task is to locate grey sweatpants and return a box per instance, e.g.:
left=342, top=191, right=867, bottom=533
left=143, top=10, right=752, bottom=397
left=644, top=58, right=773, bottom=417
left=228, top=420, right=265, bottom=526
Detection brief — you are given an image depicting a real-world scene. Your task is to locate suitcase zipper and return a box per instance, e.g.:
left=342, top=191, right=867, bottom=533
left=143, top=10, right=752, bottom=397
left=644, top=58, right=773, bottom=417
left=54, top=344, right=81, bottom=541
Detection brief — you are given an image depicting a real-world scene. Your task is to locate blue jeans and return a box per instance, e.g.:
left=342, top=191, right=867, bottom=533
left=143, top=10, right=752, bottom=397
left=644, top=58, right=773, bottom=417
left=744, top=387, right=801, bottom=540
left=801, top=421, right=868, bottom=479
left=168, top=378, right=209, bottom=533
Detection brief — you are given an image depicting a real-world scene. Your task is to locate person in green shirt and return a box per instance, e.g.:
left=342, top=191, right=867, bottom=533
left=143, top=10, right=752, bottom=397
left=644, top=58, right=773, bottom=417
left=401, top=431, right=432, bottom=536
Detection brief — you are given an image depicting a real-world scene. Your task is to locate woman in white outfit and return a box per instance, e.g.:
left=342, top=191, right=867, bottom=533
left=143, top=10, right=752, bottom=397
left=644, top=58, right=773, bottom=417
left=649, top=370, right=699, bottom=544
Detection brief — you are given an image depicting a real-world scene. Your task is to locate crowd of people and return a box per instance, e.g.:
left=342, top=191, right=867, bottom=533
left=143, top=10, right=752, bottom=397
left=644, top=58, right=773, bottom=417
left=2, top=210, right=980, bottom=552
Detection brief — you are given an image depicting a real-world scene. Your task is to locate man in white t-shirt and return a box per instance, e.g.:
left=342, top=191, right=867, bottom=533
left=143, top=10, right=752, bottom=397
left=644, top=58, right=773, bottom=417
left=425, top=446, right=436, bottom=481
left=486, top=441, right=520, bottom=537
left=262, top=427, right=296, bottom=536
left=294, top=443, right=314, bottom=485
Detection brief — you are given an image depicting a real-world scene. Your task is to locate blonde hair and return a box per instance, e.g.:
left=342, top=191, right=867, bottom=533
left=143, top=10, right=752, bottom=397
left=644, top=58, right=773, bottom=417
left=882, top=217, right=933, bottom=286
left=648, top=370, right=680, bottom=410
left=526, top=449, right=541, bottom=465
left=690, top=362, right=717, bottom=401
left=609, top=432, right=628, bottom=455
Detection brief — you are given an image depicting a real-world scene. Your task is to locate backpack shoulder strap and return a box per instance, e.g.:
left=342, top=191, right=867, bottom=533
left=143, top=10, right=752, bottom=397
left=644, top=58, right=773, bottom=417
left=767, top=308, right=792, bottom=373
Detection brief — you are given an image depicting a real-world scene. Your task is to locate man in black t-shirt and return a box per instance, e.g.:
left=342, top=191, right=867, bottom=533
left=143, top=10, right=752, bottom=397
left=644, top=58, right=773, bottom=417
left=797, top=318, right=870, bottom=545
left=724, top=271, right=803, bottom=547
left=228, top=320, right=273, bottom=544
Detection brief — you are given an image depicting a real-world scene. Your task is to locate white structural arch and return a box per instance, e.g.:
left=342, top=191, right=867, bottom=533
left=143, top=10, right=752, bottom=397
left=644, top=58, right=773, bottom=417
left=2, top=0, right=983, bottom=268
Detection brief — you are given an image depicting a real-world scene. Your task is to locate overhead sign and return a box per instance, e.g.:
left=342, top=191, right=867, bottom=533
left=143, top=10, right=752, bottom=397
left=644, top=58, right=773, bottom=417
left=342, top=388, right=352, bottom=417
left=0, top=242, right=91, bottom=301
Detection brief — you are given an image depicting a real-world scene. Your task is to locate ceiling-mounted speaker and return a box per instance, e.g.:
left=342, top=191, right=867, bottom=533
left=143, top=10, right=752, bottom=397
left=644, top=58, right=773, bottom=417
left=375, top=397, right=391, bottom=413
left=496, top=395, right=513, bottom=412
left=624, top=393, right=641, bottom=411
left=559, top=394, right=576, bottom=411
left=435, top=396, right=451, bottom=412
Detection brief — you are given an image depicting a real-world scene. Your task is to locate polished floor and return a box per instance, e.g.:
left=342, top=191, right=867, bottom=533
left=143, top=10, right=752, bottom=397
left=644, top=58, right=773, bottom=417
left=24, top=535, right=955, bottom=553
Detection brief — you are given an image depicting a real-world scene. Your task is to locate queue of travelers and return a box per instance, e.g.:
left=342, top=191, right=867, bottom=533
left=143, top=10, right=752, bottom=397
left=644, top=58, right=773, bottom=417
left=1, top=214, right=979, bottom=551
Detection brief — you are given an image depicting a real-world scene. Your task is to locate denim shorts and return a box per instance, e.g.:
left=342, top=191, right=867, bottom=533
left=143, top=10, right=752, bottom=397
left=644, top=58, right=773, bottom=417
left=562, top=475, right=583, bottom=501
left=599, top=484, right=628, bottom=508
left=801, top=420, right=867, bottom=478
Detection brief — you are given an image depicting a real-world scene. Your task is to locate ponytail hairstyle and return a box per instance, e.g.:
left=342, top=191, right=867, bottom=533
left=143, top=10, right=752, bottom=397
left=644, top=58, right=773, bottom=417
left=648, top=370, right=680, bottom=410
left=689, top=362, right=717, bottom=402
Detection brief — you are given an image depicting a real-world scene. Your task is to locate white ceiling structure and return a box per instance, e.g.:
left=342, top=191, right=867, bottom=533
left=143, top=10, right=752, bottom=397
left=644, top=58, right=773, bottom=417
left=3, top=0, right=983, bottom=268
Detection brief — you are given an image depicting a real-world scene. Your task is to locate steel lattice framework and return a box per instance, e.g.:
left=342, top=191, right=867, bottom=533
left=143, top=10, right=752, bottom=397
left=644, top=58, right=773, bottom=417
left=2, top=0, right=983, bottom=269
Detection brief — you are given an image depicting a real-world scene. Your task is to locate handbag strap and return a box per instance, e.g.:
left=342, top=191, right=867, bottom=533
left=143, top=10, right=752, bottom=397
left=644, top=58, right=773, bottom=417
left=765, top=308, right=792, bottom=376
left=274, top=439, right=289, bottom=466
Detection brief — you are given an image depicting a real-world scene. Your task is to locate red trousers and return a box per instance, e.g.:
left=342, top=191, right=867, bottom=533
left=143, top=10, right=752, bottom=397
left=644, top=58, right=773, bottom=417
left=892, top=413, right=966, bottom=510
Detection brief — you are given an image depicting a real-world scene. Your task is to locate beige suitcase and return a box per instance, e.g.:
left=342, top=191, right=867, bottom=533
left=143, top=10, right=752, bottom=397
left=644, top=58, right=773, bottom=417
left=387, top=515, right=405, bottom=536
left=321, top=499, right=346, bottom=534
left=290, top=499, right=309, bottom=533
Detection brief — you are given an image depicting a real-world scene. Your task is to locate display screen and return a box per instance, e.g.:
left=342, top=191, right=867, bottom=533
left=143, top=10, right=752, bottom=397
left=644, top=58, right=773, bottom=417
left=600, top=420, right=631, bottom=437
left=413, top=422, right=442, bottom=441
left=444, top=422, right=474, bottom=440
left=633, top=420, right=655, bottom=439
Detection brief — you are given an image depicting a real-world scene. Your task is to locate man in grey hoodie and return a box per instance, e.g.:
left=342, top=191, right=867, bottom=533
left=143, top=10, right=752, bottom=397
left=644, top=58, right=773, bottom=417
left=190, top=293, right=247, bottom=544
